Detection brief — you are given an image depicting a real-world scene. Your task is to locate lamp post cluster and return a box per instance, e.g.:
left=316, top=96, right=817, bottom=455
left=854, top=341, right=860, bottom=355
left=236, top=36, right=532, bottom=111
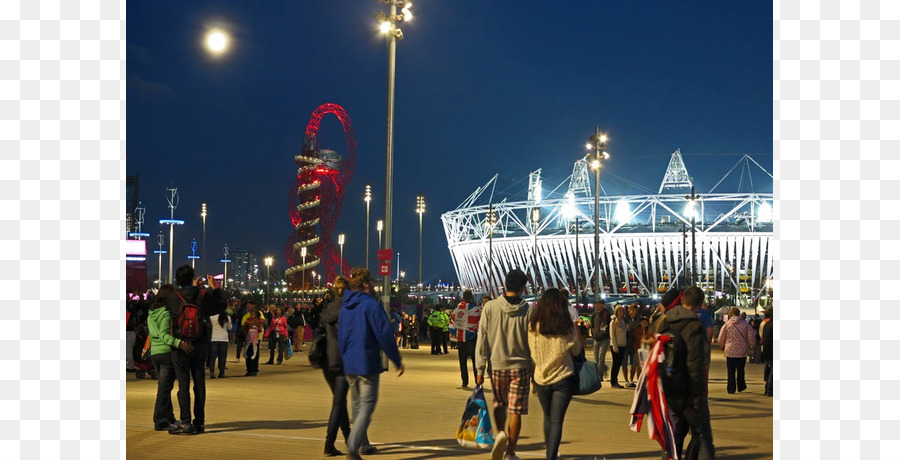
left=416, top=194, right=425, bottom=299
left=264, top=256, right=273, bottom=308
left=585, top=127, right=610, bottom=305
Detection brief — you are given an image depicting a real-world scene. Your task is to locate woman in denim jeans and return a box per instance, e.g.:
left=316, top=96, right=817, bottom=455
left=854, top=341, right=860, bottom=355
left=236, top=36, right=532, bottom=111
left=527, top=289, right=582, bottom=460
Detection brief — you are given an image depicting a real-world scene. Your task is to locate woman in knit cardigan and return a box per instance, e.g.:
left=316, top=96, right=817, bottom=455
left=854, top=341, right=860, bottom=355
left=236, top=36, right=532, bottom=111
left=527, top=288, right=582, bottom=460
left=718, top=306, right=757, bottom=394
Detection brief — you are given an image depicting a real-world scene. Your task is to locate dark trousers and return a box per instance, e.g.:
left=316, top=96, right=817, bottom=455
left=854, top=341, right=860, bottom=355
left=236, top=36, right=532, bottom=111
left=535, top=376, right=576, bottom=460
left=725, top=357, right=747, bottom=393
left=430, top=327, right=443, bottom=354
left=235, top=334, right=246, bottom=360
left=267, top=335, right=284, bottom=363
left=150, top=352, right=176, bottom=427
left=323, top=368, right=351, bottom=448
left=457, top=340, right=477, bottom=386
left=171, top=341, right=208, bottom=426
left=407, top=330, right=419, bottom=349
left=208, top=341, right=228, bottom=376
left=764, top=362, right=773, bottom=396
left=670, top=399, right=715, bottom=460
left=610, top=348, right=624, bottom=385
left=245, top=343, right=260, bottom=374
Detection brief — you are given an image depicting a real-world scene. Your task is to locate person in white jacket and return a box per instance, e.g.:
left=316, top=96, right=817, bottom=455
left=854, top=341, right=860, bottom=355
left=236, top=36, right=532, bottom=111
left=608, top=305, right=628, bottom=389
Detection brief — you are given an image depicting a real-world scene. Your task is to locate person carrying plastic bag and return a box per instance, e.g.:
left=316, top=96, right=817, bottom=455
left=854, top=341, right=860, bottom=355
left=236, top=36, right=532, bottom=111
left=456, top=384, right=494, bottom=449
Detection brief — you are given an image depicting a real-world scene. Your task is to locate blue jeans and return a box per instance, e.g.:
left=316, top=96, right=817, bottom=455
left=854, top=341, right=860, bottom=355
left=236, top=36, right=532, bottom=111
left=347, top=373, right=379, bottom=453
left=208, top=341, right=228, bottom=376
left=172, top=341, right=208, bottom=426
left=535, top=376, right=576, bottom=460
left=150, top=352, right=176, bottom=427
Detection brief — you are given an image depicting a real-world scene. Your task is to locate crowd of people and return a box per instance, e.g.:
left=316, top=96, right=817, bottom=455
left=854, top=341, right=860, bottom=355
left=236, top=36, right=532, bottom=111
left=129, top=264, right=774, bottom=460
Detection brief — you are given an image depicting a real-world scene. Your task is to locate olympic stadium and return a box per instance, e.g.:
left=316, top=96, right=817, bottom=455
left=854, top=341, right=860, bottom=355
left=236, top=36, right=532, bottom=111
left=441, top=150, right=773, bottom=304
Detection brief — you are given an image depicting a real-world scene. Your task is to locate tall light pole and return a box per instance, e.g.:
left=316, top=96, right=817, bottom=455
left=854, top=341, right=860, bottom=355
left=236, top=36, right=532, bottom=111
left=154, top=231, right=167, bottom=287
left=396, top=252, right=401, bottom=285
left=201, top=203, right=207, bottom=274
left=375, top=0, right=413, bottom=367
left=574, top=216, right=580, bottom=305
left=220, top=244, right=231, bottom=289
left=300, top=246, right=307, bottom=296
left=486, top=206, right=496, bottom=296
left=377, top=220, right=383, bottom=250
left=264, top=256, right=273, bottom=309
left=160, top=187, right=184, bottom=284
left=338, top=233, right=346, bottom=276
left=685, top=187, right=700, bottom=287
left=532, top=207, right=540, bottom=295
left=416, top=194, right=425, bottom=302
left=365, top=184, right=372, bottom=270
left=585, top=127, right=609, bottom=304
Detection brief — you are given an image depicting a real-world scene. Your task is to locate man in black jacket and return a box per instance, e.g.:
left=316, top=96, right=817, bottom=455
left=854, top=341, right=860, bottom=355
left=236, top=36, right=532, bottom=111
left=167, top=265, right=227, bottom=435
left=762, top=308, right=773, bottom=397
left=659, top=286, right=715, bottom=460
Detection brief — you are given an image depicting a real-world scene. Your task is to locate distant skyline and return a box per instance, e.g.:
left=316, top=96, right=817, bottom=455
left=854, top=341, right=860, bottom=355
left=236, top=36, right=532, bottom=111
left=127, top=1, right=773, bottom=283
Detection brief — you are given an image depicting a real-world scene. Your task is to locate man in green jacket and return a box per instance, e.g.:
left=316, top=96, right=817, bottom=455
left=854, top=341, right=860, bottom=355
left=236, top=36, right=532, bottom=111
left=148, top=285, right=192, bottom=431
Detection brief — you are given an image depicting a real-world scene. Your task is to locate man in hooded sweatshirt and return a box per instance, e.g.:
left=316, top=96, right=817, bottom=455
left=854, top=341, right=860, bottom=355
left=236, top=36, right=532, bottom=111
left=338, top=267, right=405, bottom=460
left=474, top=269, right=533, bottom=460
left=659, top=286, right=716, bottom=460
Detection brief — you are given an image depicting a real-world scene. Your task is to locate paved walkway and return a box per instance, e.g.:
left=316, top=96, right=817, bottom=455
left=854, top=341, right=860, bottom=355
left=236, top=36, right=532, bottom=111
left=126, top=344, right=772, bottom=459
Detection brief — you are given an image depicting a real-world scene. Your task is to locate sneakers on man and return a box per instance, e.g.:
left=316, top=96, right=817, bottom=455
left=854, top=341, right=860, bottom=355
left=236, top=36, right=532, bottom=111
left=626, top=382, right=636, bottom=388
left=168, top=422, right=196, bottom=435
left=503, top=453, right=520, bottom=460
left=359, top=445, right=378, bottom=455
left=492, top=430, right=508, bottom=460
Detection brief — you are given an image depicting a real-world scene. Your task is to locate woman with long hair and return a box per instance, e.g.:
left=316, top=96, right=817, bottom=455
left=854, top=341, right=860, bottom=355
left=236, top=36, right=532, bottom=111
left=208, top=307, right=232, bottom=378
left=320, top=276, right=352, bottom=456
left=527, top=288, right=582, bottom=460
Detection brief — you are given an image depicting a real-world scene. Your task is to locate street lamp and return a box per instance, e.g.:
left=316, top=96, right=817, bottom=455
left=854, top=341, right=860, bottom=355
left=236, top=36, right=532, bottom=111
left=201, top=203, right=207, bottom=274
left=375, top=0, right=413, bottom=367
left=585, top=126, right=609, bottom=303
left=684, top=187, right=701, bottom=287
left=338, top=233, right=346, bottom=276
left=416, top=194, right=425, bottom=302
left=264, top=256, right=273, bottom=309
left=220, top=244, right=231, bottom=289
left=531, top=207, right=540, bottom=295
left=154, top=231, right=167, bottom=287
left=486, top=206, right=497, bottom=296
left=159, top=187, right=184, bottom=284
left=365, top=184, right=372, bottom=270
left=188, top=239, right=199, bottom=268
left=377, top=220, right=383, bottom=250
left=300, top=246, right=307, bottom=294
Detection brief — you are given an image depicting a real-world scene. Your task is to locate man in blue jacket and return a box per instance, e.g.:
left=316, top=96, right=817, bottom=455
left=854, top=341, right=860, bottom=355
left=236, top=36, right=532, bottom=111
left=338, top=267, right=405, bottom=459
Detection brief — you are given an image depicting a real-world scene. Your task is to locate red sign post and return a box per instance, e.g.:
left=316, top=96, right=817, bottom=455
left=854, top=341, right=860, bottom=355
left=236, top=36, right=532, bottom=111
left=376, top=249, right=393, bottom=277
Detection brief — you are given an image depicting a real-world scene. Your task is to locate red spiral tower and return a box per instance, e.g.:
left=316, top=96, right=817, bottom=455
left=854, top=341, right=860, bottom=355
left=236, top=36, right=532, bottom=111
left=285, top=103, right=357, bottom=290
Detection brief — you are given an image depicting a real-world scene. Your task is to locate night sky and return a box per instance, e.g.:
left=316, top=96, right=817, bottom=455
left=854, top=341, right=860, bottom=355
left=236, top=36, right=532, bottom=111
left=126, top=1, right=773, bottom=284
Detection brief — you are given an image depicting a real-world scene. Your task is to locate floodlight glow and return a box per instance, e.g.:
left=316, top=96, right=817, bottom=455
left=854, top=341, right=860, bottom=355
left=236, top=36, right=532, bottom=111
left=757, top=202, right=772, bottom=223
left=379, top=21, right=392, bottom=34
left=591, top=159, right=600, bottom=170
left=683, top=201, right=698, bottom=221
left=585, top=142, right=592, bottom=150
left=599, top=134, right=608, bottom=143
left=562, top=191, right=576, bottom=220
left=338, top=234, right=345, bottom=245
left=301, top=247, right=307, bottom=258
left=265, top=256, right=273, bottom=267
left=531, top=208, right=540, bottom=224
left=614, top=199, right=631, bottom=224
left=159, top=219, right=185, bottom=225
left=377, top=220, right=383, bottom=231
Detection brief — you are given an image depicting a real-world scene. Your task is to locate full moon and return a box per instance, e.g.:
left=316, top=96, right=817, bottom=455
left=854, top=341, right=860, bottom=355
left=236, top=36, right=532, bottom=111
left=206, top=30, right=228, bottom=54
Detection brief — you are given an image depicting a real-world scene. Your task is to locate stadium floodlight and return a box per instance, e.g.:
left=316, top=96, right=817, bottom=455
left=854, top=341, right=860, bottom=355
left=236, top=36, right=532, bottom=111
left=683, top=199, right=698, bottom=221
left=757, top=202, right=772, bottom=223
left=615, top=199, right=631, bottom=224
left=562, top=191, right=576, bottom=220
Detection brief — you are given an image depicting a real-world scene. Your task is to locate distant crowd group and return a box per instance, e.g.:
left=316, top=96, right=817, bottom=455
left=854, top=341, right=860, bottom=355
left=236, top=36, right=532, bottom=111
left=126, top=264, right=773, bottom=460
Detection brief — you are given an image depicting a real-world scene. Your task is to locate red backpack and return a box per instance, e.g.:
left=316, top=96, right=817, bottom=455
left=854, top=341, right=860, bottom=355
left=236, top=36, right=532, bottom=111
left=172, top=291, right=206, bottom=341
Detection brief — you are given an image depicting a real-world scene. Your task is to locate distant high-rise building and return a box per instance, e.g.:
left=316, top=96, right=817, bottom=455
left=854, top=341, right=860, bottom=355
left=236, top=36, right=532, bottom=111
left=126, top=175, right=140, bottom=235
left=230, top=248, right=259, bottom=290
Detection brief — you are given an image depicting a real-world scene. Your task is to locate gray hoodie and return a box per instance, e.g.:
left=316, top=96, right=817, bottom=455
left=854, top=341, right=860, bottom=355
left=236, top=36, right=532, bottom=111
left=475, top=295, right=532, bottom=375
